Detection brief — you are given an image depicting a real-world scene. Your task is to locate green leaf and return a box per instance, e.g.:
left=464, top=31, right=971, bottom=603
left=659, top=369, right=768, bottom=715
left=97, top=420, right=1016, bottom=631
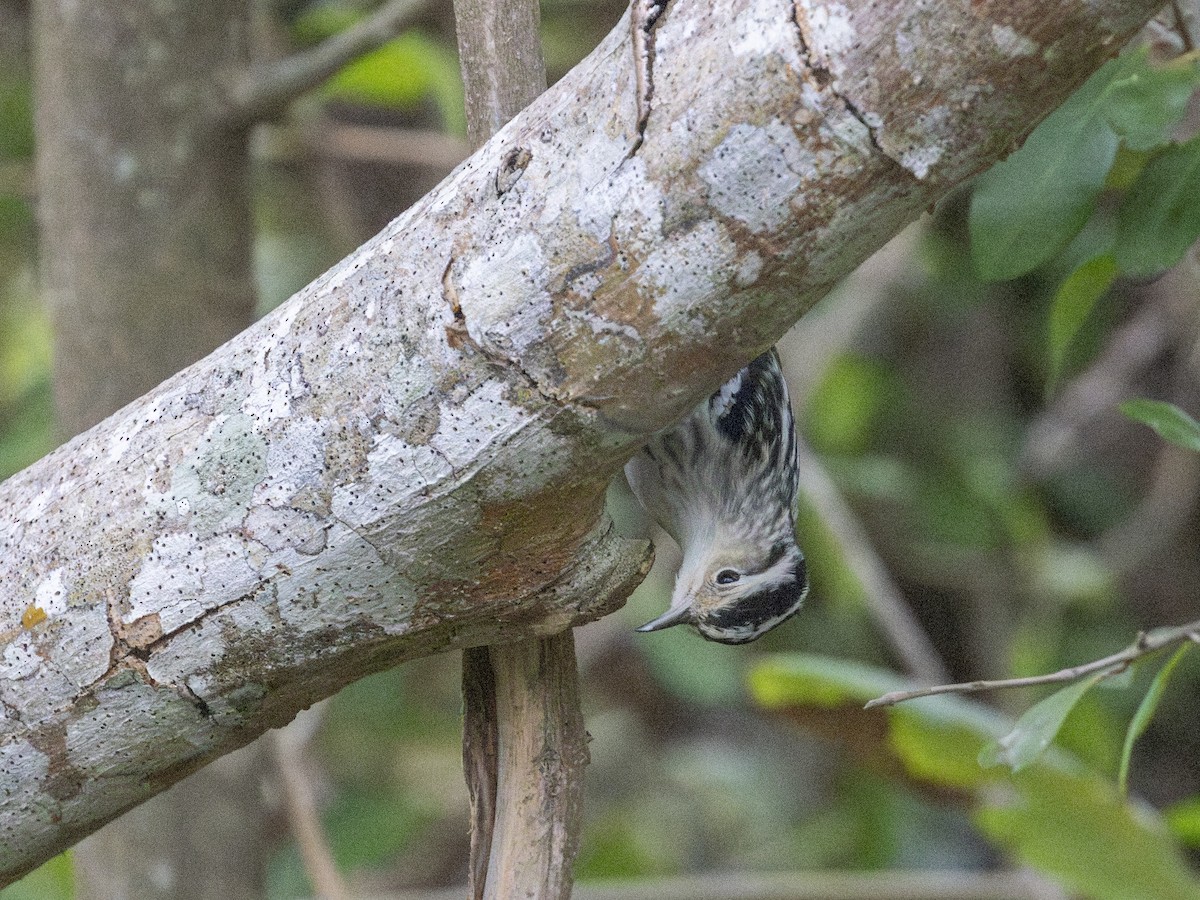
left=0, top=850, right=74, bottom=900
left=1120, top=399, right=1200, bottom=453
left=888, top=711, right=992, bottom=790
left=324, top=34, right=446, bottom=109
left=1119, top=643, right=1193, bottom=794
left=979, top=673, right=1105, bottom=772
left=977, top=769, right=1200, bottom=900
left=804, top=353, right=893, bottom=455
left=1046, top=254, right=1117, bottom=389
left=970, top=56, right=1130, bottom=282
left=1104, top=55, right=1200, bottom=151
left=750, top=654, right=1200, bottom=899
left=1115, top=135, right=1200, bottom=276
left=1165, top=796, right=1200, bottom=848
left=748, top=653, right=906, bottom=711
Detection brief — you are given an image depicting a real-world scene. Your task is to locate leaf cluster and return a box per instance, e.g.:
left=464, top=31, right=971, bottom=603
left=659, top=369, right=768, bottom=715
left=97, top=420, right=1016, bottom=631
left=970, top=49, right=1200, bottom=388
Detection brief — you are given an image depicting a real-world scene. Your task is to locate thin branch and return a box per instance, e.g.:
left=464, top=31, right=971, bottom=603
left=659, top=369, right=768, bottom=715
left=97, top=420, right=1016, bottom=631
left=794, top=440, right=949, bottom=684
left=224, top=0, right=429, bottom=127
left=864, top=619, right=1200, bottom=709
left=272, top=706, right=350, bottom=900
left=1173, top=0, right=1199, bottom=51
left=307, top=123, right=469, bottom=169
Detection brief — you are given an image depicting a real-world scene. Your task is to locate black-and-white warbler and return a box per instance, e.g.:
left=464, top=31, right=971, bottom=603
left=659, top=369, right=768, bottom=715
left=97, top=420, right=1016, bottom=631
left=626, top=348, right=808, bottom=644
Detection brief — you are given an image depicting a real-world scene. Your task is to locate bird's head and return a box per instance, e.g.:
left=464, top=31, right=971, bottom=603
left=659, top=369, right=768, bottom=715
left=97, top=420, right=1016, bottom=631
left=637, top=536, right=808, bottom=644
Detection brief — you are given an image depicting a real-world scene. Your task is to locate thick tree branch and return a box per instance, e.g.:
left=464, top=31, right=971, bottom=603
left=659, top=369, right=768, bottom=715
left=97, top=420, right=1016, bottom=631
left=0, top=0, right=1163, bottom=883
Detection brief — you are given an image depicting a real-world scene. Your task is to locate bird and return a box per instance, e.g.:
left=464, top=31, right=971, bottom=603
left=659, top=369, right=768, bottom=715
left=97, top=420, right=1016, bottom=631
left=625, top=348, right=808, bottom=644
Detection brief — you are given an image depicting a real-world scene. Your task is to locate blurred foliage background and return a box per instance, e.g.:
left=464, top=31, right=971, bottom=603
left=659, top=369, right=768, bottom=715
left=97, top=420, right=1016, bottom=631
left=2, top=1, right=1199, bottom=898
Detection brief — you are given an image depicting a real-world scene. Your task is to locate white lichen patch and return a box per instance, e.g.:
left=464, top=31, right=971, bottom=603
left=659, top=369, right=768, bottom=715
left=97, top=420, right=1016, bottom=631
left=273, top=523, right=397, bottom=630
left=254, top=416, right=327, bottom=507
left=127, top=532, right=261, bottom=635
left=992, top=23, right=1038, bottom=57
left=238, top=298, right=308, bottom=427
left=145, top=601, right=276, bottom=707
left=569, top=157, right=664, bottom=249
left=798, top=81, right=875, bottom=156
left=700, top=121, right=814, bottom=233
left=458, top=231, right=553, bottom=356
left=734, top=252, right=764, bottom=288
left=244, top=505, right=326, bottom=555
left=198, top=534, right=261, bottom=607
left=146, top=413, right=268, bottom=536
left=429, top=379, right=532, bottom=472
left=126, top=532, right=206, bottom=630
left=638, top=219, right=739, bottom=331
left=577, top=310, right=641, bottom=342
left=241, top=348, right=292, bottom=427
left=899, top=107, right=951, bottom=179
left=52, top=606, right=111, bottom=688
left=34, top=568, right=69, bottom=617
left=18, top=477, right=77, bottom=529
left=800, top=0, right=857, bottom=56
left=894, top=25, right=919, bottom=74
left=332, top=433, right=454, bottom=530
left=1, top=634, right=39, bottom=680
left=729, top=0, right=794, bottom=58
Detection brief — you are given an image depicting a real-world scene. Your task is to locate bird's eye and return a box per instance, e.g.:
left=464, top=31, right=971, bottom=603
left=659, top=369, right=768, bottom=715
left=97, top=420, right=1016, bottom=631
left=715, top=569, right=741, bottom=585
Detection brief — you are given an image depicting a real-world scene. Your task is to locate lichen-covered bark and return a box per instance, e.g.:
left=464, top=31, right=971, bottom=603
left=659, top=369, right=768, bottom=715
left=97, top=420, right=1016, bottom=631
left=0, top=0, right=1161, bottom=883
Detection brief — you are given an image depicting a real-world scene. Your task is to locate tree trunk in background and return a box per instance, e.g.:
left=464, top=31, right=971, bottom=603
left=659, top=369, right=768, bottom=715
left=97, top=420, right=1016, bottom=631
left=34, top=0, right=257, bottom=439
left=32, top=1, right=271, bottom=896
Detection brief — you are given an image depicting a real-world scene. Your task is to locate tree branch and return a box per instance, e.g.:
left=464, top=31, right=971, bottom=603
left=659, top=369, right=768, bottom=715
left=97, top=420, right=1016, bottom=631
left=795, top=440, right=949, bottom=684
left=451, top=3, right=586, bottom=896
left=272, top=706, right=349, bottom=900
left=1, top=0, right=1163, bottom=883
left=224, top=0, right=430, bottom=127
left=864, top=619, right=1200, bottom=710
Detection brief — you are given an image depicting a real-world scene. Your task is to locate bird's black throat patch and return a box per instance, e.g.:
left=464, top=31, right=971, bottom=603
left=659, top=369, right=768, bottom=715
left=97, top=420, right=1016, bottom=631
left=703, top=555, right=808, bottom=639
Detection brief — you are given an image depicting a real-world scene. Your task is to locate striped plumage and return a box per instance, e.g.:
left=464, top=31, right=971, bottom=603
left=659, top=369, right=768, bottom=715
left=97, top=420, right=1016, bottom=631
left=625, top=348, right=808, bottom=644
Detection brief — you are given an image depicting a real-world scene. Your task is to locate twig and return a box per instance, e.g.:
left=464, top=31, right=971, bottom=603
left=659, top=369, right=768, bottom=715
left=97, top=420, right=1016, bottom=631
left=223, top=0, right=429, bottom=127
left=864, top=618, right=1200, bottom=709
left=272, top=705, right=351, bottom=900
left=307, top=123, right=469, bottom=170
left=1173, top=0, right=1199, bottom=51
left=794, top=440, right=949, bottom=684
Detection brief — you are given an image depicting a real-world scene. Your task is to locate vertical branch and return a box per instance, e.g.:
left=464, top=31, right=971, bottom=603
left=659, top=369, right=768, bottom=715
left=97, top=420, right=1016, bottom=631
left=453, top=0, right=547, bottom=149
left=452, top=2, right=587, bottom=898
left=461, top=645, right=499, bottom=896
left=483, top=637, right=589, bottom=899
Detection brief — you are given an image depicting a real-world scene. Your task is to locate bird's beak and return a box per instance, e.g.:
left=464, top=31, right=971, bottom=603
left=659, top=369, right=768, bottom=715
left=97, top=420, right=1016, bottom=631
left=635, top=604, right=693, bottom=633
